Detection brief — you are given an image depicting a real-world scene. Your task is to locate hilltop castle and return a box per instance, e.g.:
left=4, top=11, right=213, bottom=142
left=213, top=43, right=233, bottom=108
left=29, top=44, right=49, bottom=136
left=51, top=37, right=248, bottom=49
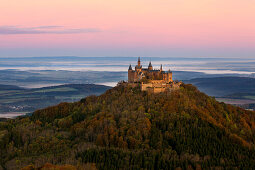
left=128, top=57, right=181, bottom=93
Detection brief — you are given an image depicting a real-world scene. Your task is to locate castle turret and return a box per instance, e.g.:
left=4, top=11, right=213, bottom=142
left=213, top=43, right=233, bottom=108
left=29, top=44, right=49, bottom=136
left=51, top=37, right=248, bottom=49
left=128, top=64, right=134, bottom=83
left=135, top=57, right=142, bottom=72
left=148, top=61, right=153, bottom=70
left=128, top=64, right=132, bottom=70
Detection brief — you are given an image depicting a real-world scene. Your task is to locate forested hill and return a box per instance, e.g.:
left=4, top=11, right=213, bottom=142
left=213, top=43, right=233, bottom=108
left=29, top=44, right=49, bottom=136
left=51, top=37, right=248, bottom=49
left=1, top=83, right=255, bottom=169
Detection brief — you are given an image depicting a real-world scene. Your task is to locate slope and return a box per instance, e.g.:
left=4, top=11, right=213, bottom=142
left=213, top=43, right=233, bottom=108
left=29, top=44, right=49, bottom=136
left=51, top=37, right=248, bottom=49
left=0, top=83, right=255, bottom=169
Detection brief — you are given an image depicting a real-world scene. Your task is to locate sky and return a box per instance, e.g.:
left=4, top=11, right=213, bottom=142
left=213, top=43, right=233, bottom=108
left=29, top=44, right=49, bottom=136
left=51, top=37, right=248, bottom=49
left=0, top=0, right=255, bottom=58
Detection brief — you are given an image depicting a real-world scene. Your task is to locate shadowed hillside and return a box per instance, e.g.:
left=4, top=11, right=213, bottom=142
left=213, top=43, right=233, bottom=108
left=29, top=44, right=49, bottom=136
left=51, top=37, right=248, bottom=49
left=0, top=83, right=255, bottom=169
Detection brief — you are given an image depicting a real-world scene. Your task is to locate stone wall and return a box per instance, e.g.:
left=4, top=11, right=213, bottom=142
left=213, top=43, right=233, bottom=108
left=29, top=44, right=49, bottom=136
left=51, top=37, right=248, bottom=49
left=141, top=81, right=182, bottom=93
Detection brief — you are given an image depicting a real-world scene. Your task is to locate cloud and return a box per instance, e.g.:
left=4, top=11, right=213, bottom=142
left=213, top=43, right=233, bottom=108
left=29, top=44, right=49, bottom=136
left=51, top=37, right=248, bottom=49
left=0, top=26, right=101, bottom=35
left=32, top=26, right=63, bottom=29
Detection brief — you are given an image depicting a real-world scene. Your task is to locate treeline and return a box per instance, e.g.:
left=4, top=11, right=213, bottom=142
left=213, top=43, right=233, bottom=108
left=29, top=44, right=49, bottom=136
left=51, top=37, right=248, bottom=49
left=78, top=147, right=255, bottom=170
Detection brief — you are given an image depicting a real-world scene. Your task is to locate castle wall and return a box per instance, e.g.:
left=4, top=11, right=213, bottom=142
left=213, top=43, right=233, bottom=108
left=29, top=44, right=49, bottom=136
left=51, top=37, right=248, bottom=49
left=141, top=83, right=153, bottom=91
left=153, top=87, right=166, bottom=93
left=141, top=81, right=181, bottom=93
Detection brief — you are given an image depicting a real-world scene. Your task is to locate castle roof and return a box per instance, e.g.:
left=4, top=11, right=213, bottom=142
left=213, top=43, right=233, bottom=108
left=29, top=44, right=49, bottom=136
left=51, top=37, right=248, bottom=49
left=148, top=61, right=152, bottom=67
left=130, top=57, right=172, bottom=73
left=149, top=69, right=161, bottom=72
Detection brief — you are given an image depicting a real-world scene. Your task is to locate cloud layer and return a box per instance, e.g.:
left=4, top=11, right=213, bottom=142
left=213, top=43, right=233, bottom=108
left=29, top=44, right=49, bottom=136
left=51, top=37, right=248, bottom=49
left=0, top=26, right=101, bottom=35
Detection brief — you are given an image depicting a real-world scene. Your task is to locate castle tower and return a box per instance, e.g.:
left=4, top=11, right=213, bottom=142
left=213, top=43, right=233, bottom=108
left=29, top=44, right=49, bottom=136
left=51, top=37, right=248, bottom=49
left=138, top=57, right=141, bottom=67
left=135, top=57, right=142, bottom=72
left=160, top=64, right=163, bottom=72
left=148, top=61, right=153, bottom=70
left=167, top=69, right=173, bottom=83
left=128, top=64, right=134, bottom=83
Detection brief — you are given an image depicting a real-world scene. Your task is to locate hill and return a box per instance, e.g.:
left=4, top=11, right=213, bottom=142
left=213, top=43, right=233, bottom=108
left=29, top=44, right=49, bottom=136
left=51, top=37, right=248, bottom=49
left=185, top=77, right=255, bottom=110
left=0, top=84, right=111, bottom=117
left=0, top=83, right=255, bottom=169
left=0, top=84, right=25, bottom=91
left=185, top=77, right=255, bottom=97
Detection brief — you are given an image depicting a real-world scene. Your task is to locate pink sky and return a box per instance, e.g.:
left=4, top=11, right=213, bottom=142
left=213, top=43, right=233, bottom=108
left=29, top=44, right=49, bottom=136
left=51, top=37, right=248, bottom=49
left=0, top=0, right=255, bottom=57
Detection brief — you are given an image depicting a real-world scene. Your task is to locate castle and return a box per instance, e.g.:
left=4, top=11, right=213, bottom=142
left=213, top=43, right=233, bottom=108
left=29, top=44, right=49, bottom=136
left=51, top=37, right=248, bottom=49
left=128, top=57, right=181, bottom=93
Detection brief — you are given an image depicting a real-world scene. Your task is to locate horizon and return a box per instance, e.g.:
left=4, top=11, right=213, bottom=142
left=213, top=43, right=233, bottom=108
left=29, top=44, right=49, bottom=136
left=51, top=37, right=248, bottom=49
left=0, top=56, right=254, bottom=75
left=0, top=55, right=255, bottom=59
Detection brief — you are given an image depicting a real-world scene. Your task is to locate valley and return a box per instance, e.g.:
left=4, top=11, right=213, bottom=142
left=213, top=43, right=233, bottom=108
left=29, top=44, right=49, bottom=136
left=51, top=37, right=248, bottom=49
left=0, top=84, right=110, bottom=118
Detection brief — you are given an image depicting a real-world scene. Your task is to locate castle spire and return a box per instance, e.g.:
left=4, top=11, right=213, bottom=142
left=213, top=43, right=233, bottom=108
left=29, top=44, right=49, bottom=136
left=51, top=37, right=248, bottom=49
left=149, top=61, right=152, bottom=67
left=148, top=61, right=153, bottom=70
left=160, top=64, right=163, bottom=72
left=138, top=57, right=141, bottom=67
left=128, top=64, right=132, bottom=70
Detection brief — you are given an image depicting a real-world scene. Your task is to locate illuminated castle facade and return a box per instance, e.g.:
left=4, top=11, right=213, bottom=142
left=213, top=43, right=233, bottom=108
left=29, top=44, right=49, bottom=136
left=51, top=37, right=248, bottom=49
left=128, top=57, right=180, bottom=93
left=128, top=57, right=172, bottom=83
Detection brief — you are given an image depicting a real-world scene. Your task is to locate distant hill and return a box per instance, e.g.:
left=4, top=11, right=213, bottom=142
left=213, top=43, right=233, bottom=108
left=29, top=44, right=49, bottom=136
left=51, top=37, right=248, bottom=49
left=0, top=84, right=25, bottom=90
left=0, top=83, right=255, bottom=169
left=184, top=77, right=255, bottom=110
left=185, top=77, right=255, bottom=97
left=0, top=84, right=111, bottom=116
left=30, top=84, right=111, bottom=94
left=0, top=69, right=126, bottom=89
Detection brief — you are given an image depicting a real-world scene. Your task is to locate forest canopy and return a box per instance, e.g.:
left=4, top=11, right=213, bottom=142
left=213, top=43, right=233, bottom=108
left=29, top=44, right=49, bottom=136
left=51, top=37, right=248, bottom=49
left=0, top=83, right=255, bottom=169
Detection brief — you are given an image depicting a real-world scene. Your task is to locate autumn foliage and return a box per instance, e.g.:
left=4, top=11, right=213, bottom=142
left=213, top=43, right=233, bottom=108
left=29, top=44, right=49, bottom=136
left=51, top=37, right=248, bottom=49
left=0, top=83, right=255, bottom=169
